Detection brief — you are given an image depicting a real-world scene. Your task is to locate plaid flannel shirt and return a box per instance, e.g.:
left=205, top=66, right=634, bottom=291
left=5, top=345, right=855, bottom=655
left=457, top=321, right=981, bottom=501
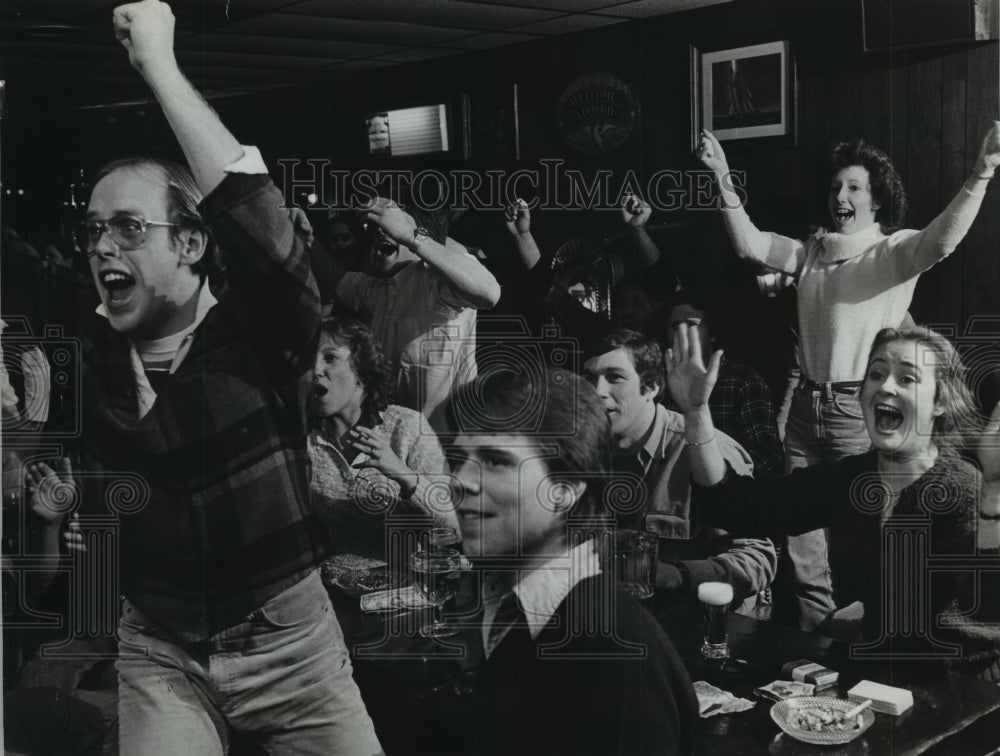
left=665, top=356, right=784, bottom=477
left=80, top=173, right=327, bottom=639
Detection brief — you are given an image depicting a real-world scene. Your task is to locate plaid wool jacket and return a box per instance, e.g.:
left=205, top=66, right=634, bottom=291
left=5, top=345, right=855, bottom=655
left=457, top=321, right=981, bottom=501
left=79, top=173, right=328, bottom=639
left=665, top=356, right=784, bottom=477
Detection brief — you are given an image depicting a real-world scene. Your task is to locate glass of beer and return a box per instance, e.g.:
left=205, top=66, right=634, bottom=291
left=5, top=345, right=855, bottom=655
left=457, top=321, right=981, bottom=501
left=698, top=581, right=734, bottom=659
left=410, top=549, right=462, bottom=639
left=609, top=529, right=659, bottom=599
left=426, top=526, right=462, bottom=554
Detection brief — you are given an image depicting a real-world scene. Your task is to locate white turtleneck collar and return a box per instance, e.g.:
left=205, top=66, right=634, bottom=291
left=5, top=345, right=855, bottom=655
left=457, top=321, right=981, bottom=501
left=814, top=222, right=885, bottom=263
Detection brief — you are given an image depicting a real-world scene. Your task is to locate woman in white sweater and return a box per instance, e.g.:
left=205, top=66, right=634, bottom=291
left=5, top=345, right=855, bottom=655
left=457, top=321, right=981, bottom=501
left=695, top=122, right=1000, bottom=631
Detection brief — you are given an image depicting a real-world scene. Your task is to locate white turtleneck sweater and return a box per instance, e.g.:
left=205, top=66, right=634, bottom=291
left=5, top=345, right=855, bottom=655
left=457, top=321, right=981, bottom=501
left=732, top=184, right=988, bottom=382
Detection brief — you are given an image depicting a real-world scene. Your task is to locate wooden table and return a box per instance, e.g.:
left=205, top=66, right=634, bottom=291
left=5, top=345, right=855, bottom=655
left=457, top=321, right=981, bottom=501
left=330, top=580, right=1000, bottom=756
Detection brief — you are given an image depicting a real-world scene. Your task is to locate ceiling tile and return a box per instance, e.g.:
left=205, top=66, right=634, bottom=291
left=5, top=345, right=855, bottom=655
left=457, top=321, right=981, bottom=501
left=513, top=13, right=627, bottom=34
left=0, top=0, right=113, bottom=19
left=204, top=0, right=306, bottom=9
left=329, top=59, right=401, bottom=73
left=0, top=40, right=120, bottom=62
left=212, top=31, right=405, bottom=59
left=175, top=31, right=359, bottom=58
left=452, top=0, right=613, bottom=11
left=174, top=50, right=336, bottom=70
left=436, top=31, right=542, bottom=50
left=592, top=0, right=733, bottom=18
left=223, top=13, right=477, bottom=45
left=374, top=48, right=466, bottom=63
left=282, top=0, right=562, bottom=30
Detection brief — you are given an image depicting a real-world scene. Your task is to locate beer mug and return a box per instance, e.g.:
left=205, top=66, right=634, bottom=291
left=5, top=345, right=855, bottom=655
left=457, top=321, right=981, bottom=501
left=698, top=581, right=734, bottom=659
left=609, top=529, right=659, bottom=599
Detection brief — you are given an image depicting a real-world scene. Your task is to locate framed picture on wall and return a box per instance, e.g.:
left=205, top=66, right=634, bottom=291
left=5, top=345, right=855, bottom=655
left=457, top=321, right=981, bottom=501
left=692, top=41, right=794, bottom=145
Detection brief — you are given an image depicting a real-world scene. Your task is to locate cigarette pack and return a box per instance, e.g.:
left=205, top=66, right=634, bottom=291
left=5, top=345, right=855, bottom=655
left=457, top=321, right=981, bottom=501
left=847, top=680, right=913, bottom=715
left=780, top=659, right=839, bottom=690
left=359, top=586, right=433, bottom=613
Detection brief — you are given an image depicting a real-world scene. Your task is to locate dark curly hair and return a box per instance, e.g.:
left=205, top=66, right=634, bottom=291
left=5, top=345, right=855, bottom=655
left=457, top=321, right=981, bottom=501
left=320, top=317, right=391, bottom=415
left=829, top=138, right=907, bottom=233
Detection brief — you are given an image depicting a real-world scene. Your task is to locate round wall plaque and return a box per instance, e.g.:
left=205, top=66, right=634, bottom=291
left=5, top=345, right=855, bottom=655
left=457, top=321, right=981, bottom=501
left=556, top=72, right=638, bottom=156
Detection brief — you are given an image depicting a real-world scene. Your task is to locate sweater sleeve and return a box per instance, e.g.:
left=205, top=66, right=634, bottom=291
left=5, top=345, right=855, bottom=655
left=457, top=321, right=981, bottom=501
left=199, top=173, right=320, bottom=371
left=676, top=430, right=775, bottom=599
left=679, top=532, right=777, bottom=601
left=719, top=201, right=806, bottom=275
left=389, top=407, right=460, bottom=531
left=880, top=183, right=989, bottom=281
left=693, top=454, right=867, bottom=538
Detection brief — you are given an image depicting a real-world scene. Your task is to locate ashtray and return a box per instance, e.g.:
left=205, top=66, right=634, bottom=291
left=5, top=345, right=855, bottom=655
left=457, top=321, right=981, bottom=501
left=771, top=696, right=875, bottom=746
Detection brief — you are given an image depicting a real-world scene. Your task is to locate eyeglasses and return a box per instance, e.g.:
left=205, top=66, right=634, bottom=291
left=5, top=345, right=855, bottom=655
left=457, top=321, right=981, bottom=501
left=73, top=216, right=179, bottom=255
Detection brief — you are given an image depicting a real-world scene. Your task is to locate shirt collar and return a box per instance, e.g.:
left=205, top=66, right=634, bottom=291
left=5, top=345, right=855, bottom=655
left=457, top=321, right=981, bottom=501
left=816, top=221, right=884, bottom=262
left=637, top=403, right=685, bottom=463
left=509, top=538, right=602, bottom=639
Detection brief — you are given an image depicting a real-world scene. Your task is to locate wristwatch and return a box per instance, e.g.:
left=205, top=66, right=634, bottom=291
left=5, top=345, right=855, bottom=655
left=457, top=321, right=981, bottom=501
left=411, top=227, right=431, bottom=250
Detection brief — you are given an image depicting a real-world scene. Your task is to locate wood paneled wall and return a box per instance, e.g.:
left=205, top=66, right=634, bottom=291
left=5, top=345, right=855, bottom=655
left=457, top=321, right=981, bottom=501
left=3, top=0, right=996, bottom=398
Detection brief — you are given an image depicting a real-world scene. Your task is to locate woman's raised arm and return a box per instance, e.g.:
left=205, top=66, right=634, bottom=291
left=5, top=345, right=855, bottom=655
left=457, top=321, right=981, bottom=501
left=696, top=129, right=803, bottom=275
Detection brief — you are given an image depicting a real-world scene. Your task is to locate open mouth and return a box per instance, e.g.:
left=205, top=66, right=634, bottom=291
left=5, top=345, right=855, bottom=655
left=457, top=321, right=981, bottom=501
left=873, top=403, right=904, bottom=433
left=99, top=270, right=136, bottom=306
left=834, top=208, right=854, bottom=224
left=313, top=384, right=329, bottom=398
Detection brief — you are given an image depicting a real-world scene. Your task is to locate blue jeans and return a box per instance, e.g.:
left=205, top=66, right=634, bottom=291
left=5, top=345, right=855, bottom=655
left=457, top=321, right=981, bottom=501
left=117, top=571, right=383, bottom=756
left=779, top=385, right=871, bottom=632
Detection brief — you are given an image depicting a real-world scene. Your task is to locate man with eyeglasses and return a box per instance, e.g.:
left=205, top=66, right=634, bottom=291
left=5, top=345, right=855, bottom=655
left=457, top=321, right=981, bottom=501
left=71, top=2, right=384, bottom=753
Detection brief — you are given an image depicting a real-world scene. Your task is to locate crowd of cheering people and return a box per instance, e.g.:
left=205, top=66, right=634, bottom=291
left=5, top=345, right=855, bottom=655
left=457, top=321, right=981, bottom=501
left=3, top=1, right=1000, bottom=754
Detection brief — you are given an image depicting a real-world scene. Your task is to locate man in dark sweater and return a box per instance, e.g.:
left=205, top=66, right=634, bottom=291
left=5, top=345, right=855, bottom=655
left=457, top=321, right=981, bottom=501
left=447, top=367, right=699, bottom=756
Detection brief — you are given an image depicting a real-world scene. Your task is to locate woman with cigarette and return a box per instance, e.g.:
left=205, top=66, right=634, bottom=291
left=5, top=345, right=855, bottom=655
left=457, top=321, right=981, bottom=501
left=695, top=123, right=1000, bottom=630
left=309, top=317, right=458, bottom=560
left=667, top=323, right=1000, bottom=680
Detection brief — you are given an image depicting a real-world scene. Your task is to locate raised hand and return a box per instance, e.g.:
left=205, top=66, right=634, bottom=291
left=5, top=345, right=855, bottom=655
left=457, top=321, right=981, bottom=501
left=64, top=513, right=88, bottom=554
left=112, top=0, right=177, bottom=73
left=349, top=425, right=411, bottom=482
left=360, top=197, right=417, bottom=247
left=505, top=199, right=531, bottom=237
left=974, top=121, right=1000, bottom=178
left=621, top=193, right=651, bottom=228
left=694, top=129, right=731, bottom=177
left=665, top=323, right=722, bottom=416
left=25, top=457, right=75, bottom=526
